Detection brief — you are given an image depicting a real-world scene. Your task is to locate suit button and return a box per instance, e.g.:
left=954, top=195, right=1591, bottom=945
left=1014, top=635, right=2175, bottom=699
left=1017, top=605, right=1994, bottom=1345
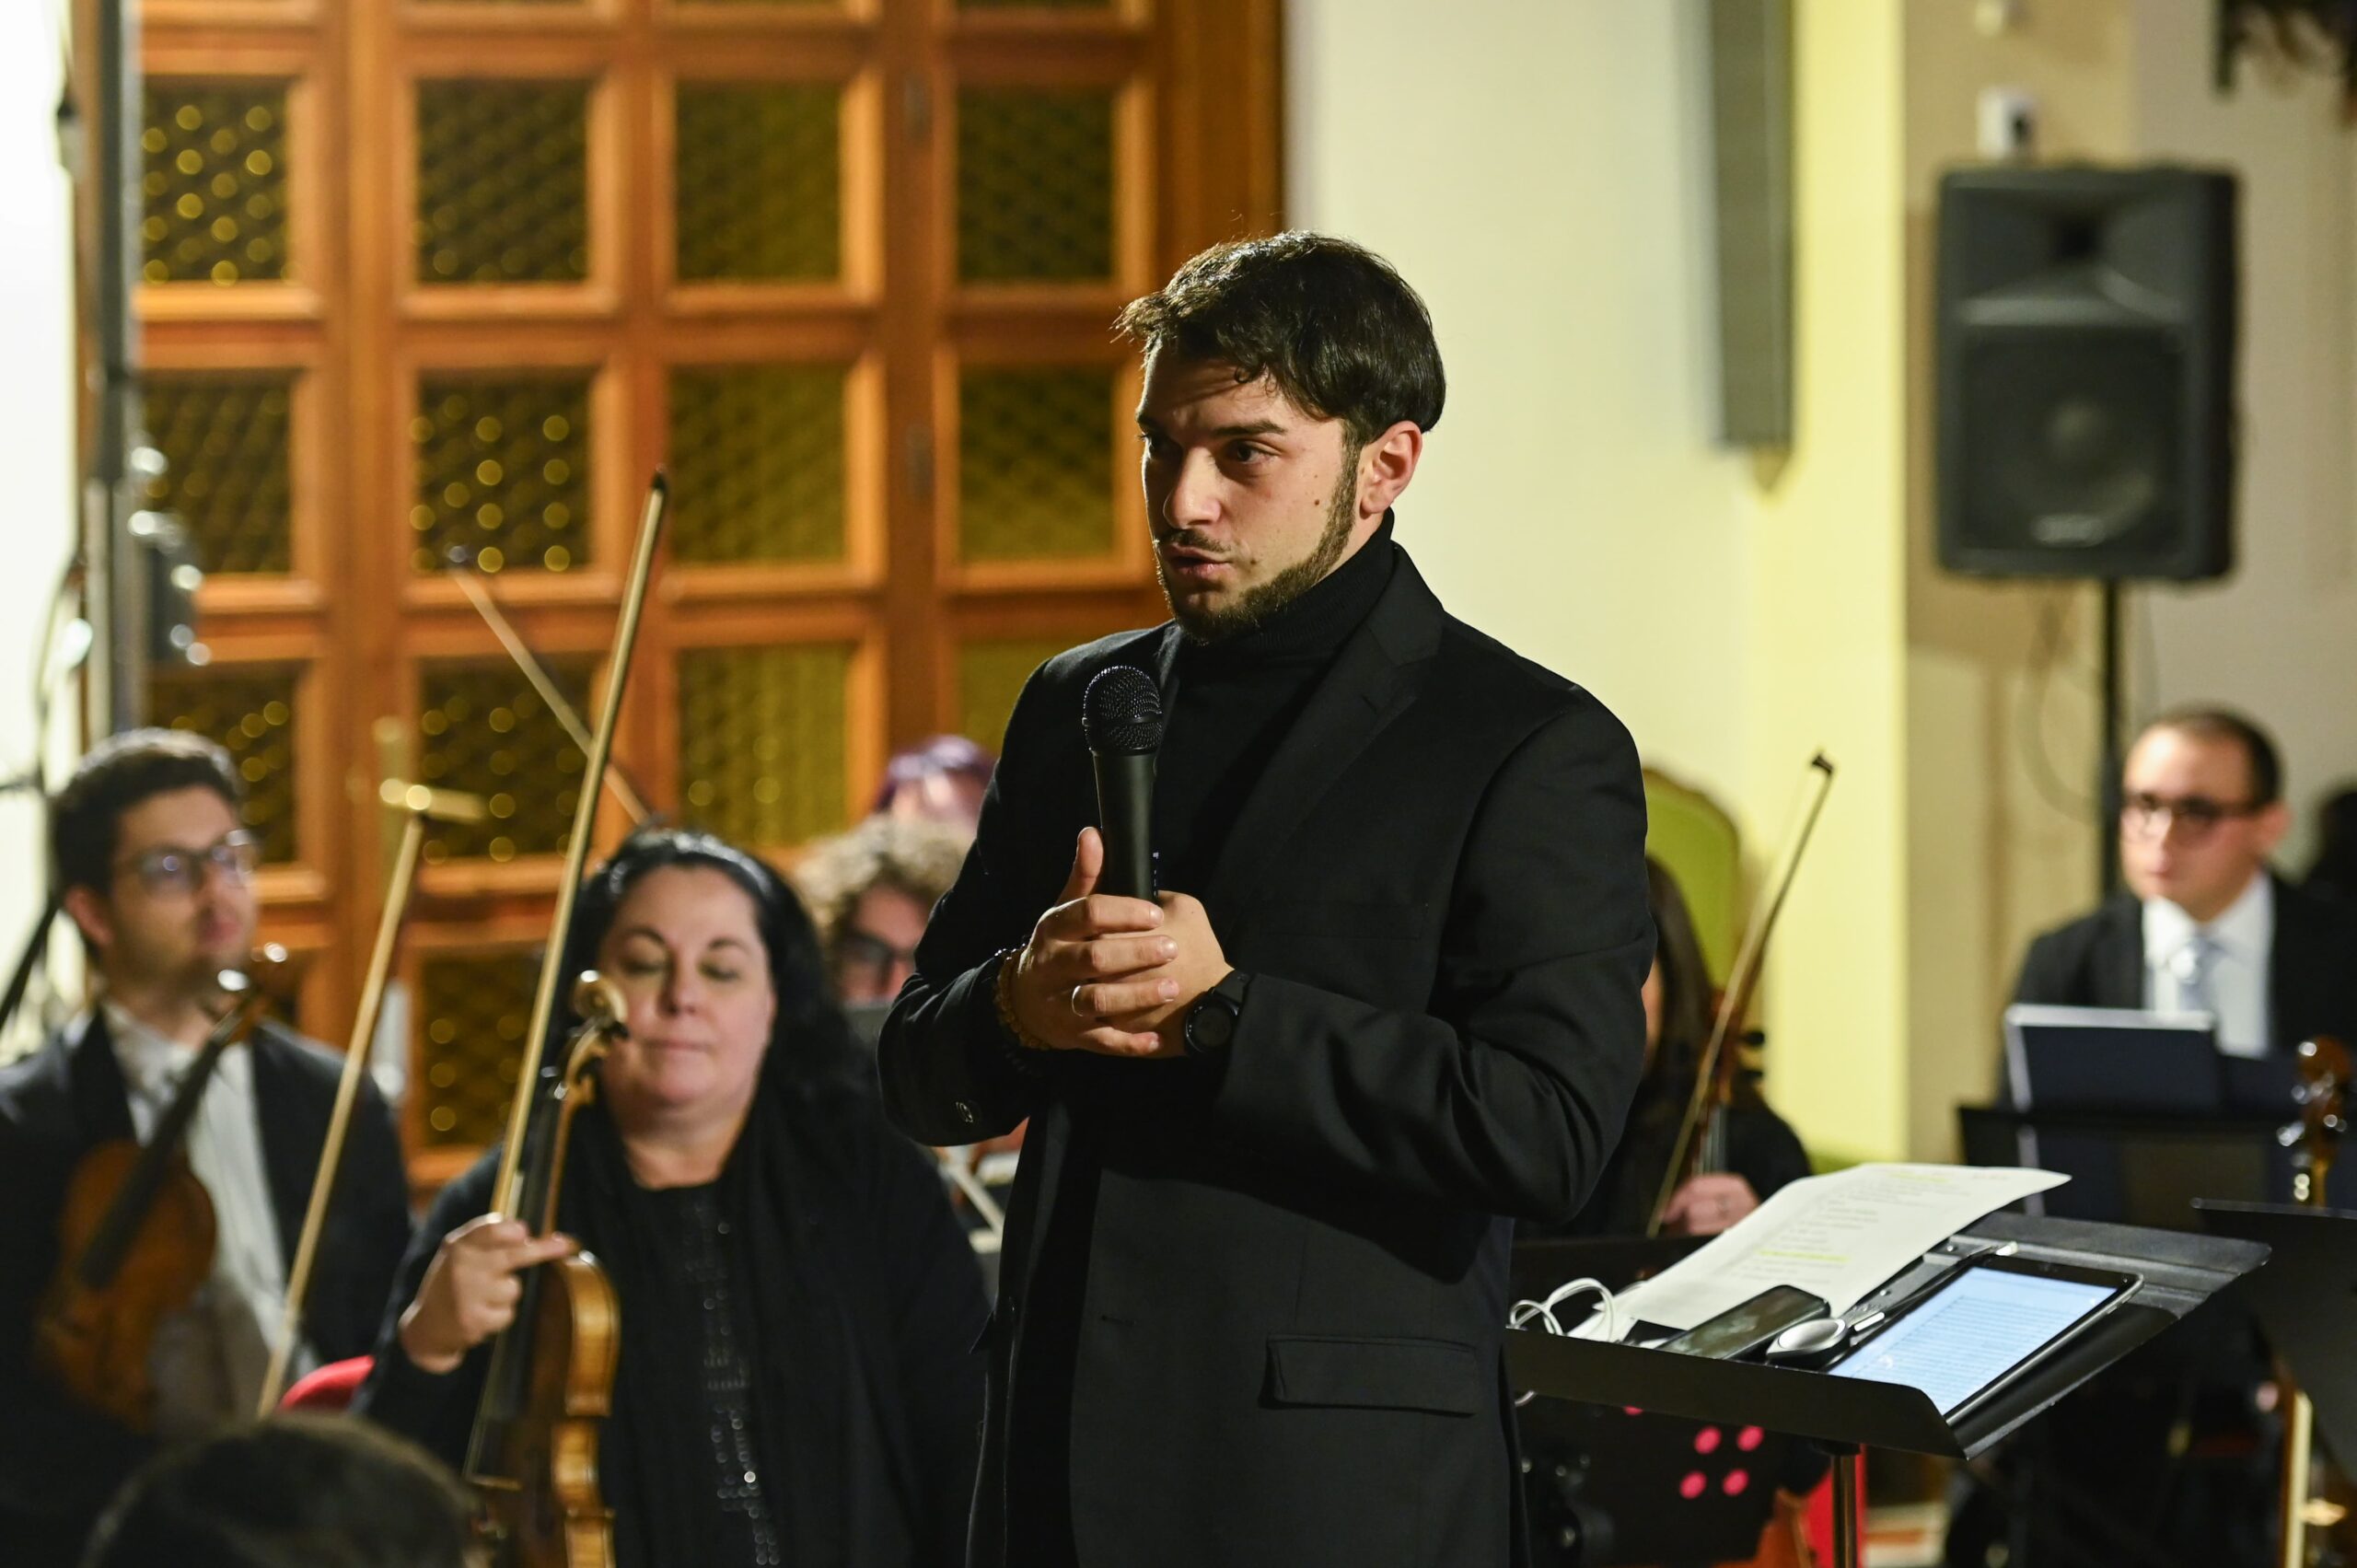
left=955, top=1099, right=975, bottom=1126
left=1002, top=1294, right=1020, bottom=1320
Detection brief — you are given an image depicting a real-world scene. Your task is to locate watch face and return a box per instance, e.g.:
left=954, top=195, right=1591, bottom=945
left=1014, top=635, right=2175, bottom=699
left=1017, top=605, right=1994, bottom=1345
left=1189, top=995, right=1237, bottom=1052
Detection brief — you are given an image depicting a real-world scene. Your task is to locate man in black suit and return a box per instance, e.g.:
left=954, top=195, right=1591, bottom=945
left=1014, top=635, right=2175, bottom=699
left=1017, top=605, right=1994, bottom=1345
left=2014, top=708, right=2357, bottom=1055
left=0, top=730, right=412, bottom=1566
left=1980, top=707, right=2357, bottom=1568
left=880, top=234, right=1652, bottom=1568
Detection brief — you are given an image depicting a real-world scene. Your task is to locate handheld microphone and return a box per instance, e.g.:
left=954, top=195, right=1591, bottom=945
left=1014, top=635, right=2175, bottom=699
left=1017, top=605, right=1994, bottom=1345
left=1081, top=666, right=1164, bottom=900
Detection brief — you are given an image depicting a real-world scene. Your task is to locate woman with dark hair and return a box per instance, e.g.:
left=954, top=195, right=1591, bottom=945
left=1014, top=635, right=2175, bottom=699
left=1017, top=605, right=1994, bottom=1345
left=355, top=829, right=986, bottom=1567
left=1553, top=857, right=1809, bottom=1237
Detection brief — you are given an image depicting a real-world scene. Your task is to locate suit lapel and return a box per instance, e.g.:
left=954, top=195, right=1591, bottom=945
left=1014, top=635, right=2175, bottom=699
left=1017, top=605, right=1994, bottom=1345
left=2267, top=874, right=2322, bottom=1051
left=249, top=1029, right=313, bottom=1263
left=2097, top=897, right=2145, bottom=1010
left=1196, top=555, right=1444, bottom=916
left=64, top=1010, right=138, bottom=1145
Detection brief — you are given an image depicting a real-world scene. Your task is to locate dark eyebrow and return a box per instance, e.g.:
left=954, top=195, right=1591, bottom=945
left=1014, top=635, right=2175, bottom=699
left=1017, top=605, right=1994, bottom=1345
left=615, top=926, right=755, bottom=952
left=1132, top=413, right=1289, bottom=439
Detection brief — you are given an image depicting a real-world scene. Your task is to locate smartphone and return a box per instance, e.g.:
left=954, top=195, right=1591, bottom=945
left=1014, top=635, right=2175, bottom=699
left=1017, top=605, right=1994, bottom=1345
left=1658, top=1285, right=1830, bottom=1361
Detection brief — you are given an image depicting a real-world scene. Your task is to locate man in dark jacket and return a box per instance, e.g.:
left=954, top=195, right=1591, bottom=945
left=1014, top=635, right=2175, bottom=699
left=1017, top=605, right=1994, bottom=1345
left=880, top=234, right=1652, bottom=1568
left=2014, top=707, right=2357, bottom=1056
left=1977, top=707, right=2356, bottom=1568
left=0, top=730, right=412, bottom=1566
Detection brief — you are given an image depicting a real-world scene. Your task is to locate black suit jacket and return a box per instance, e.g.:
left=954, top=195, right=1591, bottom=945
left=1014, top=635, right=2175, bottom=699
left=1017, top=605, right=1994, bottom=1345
left=2012, top=874, right=2357, bottom=1052
left=0, top=1012, right=413, bottom=1562
left=880, top=552, right=1653, bottom=1568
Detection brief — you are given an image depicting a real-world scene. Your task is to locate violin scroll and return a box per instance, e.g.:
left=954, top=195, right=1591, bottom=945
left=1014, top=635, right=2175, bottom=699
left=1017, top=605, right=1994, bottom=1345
left=2289, top=1035, right=2351, bottom=1206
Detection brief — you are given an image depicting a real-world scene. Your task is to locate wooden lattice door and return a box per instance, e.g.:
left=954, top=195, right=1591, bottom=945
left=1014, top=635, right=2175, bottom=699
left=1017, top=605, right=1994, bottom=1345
left=128, top=0, right=1279, bottom=1184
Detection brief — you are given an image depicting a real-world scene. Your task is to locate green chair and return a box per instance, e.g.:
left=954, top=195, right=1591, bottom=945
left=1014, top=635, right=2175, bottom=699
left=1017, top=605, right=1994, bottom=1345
left=1643, top=767, right=1742, bottom=985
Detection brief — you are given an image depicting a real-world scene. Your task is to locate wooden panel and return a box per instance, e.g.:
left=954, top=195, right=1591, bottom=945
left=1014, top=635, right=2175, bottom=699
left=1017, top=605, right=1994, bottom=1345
left=134, top=0, right=1276, bottom=1190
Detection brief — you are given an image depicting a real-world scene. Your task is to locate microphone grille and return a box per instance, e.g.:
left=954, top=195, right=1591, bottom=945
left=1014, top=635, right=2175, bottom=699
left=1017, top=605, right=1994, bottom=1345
left=1082, top=665, right=1165, bottom=754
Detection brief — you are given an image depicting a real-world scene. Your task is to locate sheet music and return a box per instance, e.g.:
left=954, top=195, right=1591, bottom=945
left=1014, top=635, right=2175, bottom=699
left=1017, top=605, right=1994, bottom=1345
left=1604, top=1163, right=2068, bottom=1334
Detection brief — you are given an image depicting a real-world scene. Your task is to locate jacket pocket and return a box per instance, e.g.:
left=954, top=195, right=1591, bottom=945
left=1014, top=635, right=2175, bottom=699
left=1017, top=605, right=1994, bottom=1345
left=1264, top=1335, right=1482, bottom=1417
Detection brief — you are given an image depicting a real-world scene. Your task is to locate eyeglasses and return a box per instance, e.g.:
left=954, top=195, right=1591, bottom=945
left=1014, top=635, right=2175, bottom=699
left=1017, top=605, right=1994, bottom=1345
left=116, top=831, right=261, bottom=897
left=2119, top=792, right=2265, bottom=842
left=835, top=929, right=919, bottom=984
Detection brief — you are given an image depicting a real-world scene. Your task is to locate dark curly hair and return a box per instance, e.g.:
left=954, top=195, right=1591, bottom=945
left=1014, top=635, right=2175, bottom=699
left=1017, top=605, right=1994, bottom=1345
left=51, top=727, right=244, bottom=895
left=1116, top=231, right=1446, bottom=451
left=555, top=827, right=864, bottom=1087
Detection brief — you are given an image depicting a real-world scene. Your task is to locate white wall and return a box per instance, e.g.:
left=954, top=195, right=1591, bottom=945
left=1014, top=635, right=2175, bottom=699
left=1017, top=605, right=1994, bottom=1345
left=2130, top=4, right=2357, bottom=868
left=1287, top=0, right=1755, bottom=811
left=0, top=0, right=84, bottom=1056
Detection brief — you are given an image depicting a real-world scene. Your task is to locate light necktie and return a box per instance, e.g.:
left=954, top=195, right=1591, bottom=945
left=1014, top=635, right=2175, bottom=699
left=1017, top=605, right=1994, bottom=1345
left=2171, top=932, right=2222, bottom=1021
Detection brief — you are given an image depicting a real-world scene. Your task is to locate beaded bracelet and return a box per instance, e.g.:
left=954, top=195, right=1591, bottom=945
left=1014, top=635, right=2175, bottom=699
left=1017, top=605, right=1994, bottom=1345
left=991, top=947, right=1057, bottom=1056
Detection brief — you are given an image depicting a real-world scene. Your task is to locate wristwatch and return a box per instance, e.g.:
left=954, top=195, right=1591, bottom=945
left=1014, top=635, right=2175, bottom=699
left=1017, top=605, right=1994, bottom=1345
left=1183, top=971, right=1250, bottom=1059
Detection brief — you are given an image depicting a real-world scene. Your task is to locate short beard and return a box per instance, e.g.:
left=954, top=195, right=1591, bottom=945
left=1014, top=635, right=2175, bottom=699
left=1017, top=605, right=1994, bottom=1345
left=1164, top=470, right=1359, bottom=644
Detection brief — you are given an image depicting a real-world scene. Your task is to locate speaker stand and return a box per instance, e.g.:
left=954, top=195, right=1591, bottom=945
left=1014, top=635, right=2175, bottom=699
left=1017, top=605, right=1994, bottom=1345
left=2097, top=578, right=2125, bottom=896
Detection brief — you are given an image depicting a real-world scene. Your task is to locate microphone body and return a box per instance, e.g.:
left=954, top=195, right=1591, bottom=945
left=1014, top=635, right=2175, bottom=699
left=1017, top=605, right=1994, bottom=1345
left=1082, top=666, right=1165, bottom=901
left=1092, top=749, right=1157, bottom=900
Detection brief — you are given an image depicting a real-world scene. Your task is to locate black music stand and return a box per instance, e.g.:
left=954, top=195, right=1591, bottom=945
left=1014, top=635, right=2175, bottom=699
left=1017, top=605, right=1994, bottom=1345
left=1513, top=1236, right=1782, bottom=1567
left=1958, top=1104, right=2296, bottom=1225
left=2195, top=1202, right=2357, bottom=1474
left=1506, top=1214, right=2269, bottom=1568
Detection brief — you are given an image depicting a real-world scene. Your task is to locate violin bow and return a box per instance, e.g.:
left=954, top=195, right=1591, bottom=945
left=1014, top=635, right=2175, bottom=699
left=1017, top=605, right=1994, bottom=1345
left=483, top=472, right=666, bottom=1234
left=445, top=549, right=651, bottom=827
left=1645, top=752, right=1836, bottom=1237
left=462, top=471, right=665, bottom=1485
left=253, top=783, right=486, bottom=1416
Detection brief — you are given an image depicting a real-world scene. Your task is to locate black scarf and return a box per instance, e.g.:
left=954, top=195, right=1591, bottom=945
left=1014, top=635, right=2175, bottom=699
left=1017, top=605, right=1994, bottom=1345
left=560, top=1070, right=927, bottom=1568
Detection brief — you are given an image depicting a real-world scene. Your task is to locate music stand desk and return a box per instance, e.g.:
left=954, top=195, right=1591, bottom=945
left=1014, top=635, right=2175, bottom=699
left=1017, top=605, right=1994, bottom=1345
left=2195, top=1202, right=2357, bottom=1475
left=1506, top=1214, right=2268, bottom=1568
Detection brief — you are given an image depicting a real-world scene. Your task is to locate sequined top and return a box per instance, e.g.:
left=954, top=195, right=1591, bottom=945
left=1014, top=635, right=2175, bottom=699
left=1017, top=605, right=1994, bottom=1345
left=648, top=1183, right=783, bottom=1566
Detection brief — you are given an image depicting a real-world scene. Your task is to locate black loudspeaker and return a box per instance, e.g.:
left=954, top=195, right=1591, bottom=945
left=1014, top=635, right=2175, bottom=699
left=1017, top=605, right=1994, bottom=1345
left=1935, top=165, right=2238, bottom=580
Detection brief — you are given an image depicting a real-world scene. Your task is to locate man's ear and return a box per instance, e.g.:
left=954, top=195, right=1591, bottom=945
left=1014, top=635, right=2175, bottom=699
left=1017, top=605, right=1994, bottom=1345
left=2254, top=799, right=2293, bottom=859
left=62, top=885, right=114, bottom=962
left=1355, top=421, right=1423, bottom=520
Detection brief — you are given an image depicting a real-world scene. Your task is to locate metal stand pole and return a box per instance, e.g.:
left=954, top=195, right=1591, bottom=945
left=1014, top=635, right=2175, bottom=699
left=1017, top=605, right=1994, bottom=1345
left=2098, top=580, right=2126, bottom=897
left=1826, top=1442, right=1862, bottom=1568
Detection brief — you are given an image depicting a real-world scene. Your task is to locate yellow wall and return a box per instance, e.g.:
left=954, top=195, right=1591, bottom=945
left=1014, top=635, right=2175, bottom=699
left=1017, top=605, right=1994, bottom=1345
left=1737, top=2, right=1910, bottom=1163
left=1285, top=1, right=1756, bottom=815
left=1898, top=3, right=2131, bottom=1159
left=1287, top=0, right=2341, bottom=1169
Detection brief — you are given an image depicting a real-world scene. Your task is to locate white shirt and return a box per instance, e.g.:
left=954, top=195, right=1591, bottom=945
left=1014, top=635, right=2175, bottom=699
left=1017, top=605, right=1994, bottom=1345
left=2142, top=873, right=2273, bottom=1059
left=101, top=1004, right=309, bottom=1435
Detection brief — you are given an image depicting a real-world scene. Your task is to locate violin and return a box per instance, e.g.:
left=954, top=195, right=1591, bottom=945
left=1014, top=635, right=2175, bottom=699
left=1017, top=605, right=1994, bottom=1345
left=461, top=472, right=665, bottom=1567
left=2277, top=1034, right=2351, bottom=1568
left=470, top=975, right=628, bottom=1568
left=35, top=945, right=288, bottom=1430
left=1648, top=756, right=1835, bottom=1237
left=2287, top=1034, right=2350, bottom=1205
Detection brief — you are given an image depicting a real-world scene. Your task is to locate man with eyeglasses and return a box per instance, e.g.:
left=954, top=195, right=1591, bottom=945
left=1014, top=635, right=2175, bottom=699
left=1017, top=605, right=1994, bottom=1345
left=2013, top=706, right=2357, bottom=1059
left=0, top=729, right=412, bottom=1566
left=1967, top=709, right=2357, bottom=1568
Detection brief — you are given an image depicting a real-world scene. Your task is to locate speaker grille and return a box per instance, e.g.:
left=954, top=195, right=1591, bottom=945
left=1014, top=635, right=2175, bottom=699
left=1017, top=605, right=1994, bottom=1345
left=1958, top=332, right=2181, bottom=563
left=1935, top=166, right=2236, bottom=582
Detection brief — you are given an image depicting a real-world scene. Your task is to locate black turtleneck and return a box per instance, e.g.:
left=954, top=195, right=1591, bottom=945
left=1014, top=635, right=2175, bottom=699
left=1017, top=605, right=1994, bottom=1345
left=1155, top=514, right=1398, bottom=894
left=1004, top=517, right=1398, bottom=1568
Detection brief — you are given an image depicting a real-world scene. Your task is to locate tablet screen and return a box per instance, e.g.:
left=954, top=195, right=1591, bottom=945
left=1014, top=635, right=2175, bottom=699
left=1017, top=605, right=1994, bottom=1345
left=1827, top=1265, right=2121, bottom=1414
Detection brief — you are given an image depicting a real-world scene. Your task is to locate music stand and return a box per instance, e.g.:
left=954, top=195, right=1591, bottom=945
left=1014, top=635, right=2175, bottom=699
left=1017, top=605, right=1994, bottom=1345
left=1958, top=1104, right=2293, bottom=1225
left=1506, top=1214, right=2269, bottom=1568
left=1514, top=1236, right=1780, bottom=1566
left=2194, top=1202, right=2357, bottom=1475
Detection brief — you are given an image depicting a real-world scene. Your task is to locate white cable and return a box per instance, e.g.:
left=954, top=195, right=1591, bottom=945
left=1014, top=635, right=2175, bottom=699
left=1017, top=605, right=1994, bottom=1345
left=1508, top=1276, right=1625, bottom=1408
left=936, top=1149, right=1006, bottom=1237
